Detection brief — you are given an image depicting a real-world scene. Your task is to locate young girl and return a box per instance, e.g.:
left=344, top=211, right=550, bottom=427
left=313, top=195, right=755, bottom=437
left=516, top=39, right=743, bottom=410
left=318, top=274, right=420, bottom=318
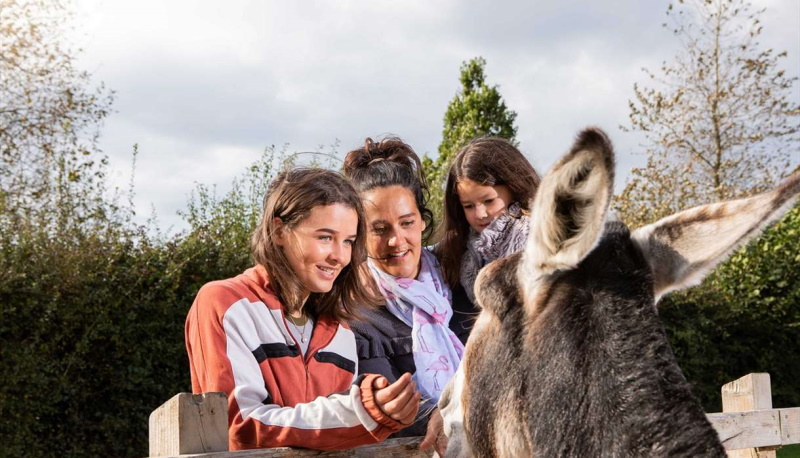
left=436, top=137, right=542, bottom=304
left=343, top=137, right=476, bottom=454
left=185, top=168, right=420, bottom=451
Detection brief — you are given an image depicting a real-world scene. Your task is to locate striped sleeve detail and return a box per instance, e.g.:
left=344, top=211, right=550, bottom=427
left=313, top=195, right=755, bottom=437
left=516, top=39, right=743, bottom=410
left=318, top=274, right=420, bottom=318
left=219, top=297, right=401, bottom=449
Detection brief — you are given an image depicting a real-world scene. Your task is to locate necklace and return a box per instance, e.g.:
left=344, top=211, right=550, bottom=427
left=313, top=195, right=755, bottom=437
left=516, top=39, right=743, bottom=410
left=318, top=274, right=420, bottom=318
left=286, top=314, right=309, bottom=343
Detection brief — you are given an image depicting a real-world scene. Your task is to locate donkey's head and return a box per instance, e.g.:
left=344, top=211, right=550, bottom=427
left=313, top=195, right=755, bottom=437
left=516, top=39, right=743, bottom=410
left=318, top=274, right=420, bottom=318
left=440, top=127, right=800, bottom=458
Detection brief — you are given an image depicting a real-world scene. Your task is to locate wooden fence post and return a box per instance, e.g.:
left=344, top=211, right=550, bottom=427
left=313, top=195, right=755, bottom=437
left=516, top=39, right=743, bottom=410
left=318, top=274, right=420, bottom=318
left=149, top=392, right=228, bottom=457
left=721, top=373, right=777, bottom=458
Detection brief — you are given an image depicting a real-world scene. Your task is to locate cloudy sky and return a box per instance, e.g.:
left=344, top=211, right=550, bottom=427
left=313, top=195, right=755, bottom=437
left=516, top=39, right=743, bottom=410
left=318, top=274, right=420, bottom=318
left=70, top=0, right=800, bottom=233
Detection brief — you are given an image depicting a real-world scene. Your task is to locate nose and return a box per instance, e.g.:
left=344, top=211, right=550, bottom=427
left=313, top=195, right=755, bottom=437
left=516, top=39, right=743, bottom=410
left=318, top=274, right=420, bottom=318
left=475, top=205, right=488, bottom=220
left=328, top=242, right=345, bottom=265
left=387, top=233, right=398, bottom=247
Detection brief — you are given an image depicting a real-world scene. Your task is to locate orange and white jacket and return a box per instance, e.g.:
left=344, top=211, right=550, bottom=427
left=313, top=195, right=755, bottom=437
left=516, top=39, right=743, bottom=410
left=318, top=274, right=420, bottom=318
left=185, top=265, right=403, bottom=450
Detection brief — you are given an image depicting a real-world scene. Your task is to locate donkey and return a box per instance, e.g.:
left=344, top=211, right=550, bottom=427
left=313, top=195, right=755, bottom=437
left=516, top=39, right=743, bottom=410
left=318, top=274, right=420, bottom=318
left=439, top=127, right=800, bottom=457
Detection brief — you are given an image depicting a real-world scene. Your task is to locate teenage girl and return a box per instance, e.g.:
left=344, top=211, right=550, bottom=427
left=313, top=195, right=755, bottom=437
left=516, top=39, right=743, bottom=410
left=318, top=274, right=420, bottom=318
left=185, top=168, right=420, bottom=451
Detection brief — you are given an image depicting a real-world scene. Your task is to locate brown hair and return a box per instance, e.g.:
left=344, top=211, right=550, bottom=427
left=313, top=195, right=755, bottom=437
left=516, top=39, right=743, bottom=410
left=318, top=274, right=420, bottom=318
left=342, top=137, right=434, bottom=242
left=435, top=136, right=542, bottom=288
left=251, top=168, right=373, bottom=321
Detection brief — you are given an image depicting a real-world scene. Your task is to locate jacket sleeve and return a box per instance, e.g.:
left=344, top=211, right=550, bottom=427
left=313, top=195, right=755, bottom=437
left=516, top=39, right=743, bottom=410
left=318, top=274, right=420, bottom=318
left=185, top=284, right=405, bottom=450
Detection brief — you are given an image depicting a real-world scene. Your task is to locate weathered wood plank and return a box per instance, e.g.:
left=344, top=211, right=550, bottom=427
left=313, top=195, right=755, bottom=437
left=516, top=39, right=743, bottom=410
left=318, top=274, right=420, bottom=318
left=149, top=392, right=229, bottom=457
left=721, top=373, right=775, bottom=458
left=708, top=410, right=782, bottom=451
left=781, top=408, right=800, bottom=446
left=161, top=437, right=430, bottom=458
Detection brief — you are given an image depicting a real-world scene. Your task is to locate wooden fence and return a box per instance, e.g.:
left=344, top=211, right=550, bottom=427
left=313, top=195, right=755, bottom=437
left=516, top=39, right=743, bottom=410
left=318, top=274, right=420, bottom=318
left=149, top=373, right=800, bottom=457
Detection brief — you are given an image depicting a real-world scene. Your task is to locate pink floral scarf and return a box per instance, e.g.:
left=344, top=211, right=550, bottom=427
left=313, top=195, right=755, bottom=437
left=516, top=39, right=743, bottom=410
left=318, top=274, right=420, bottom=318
left=367, top=249, right=464, bottom=402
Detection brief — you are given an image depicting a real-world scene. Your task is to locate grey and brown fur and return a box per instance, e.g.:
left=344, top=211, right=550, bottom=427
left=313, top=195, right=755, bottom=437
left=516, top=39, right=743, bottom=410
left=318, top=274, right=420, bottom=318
left=439, top=127, right=800, bottom=457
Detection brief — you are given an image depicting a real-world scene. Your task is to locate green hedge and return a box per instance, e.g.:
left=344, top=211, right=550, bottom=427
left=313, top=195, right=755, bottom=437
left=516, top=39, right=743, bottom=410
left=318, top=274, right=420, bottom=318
left=661, top=203, right=800, bottom=411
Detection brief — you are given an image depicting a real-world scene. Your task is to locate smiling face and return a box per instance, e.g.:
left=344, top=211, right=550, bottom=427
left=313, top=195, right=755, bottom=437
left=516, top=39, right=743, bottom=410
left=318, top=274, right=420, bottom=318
left=456, top=178, right=515, bottom=233
left=362, top=185, right=425, bottom=279
left=276, top=203, right=358, bottom=303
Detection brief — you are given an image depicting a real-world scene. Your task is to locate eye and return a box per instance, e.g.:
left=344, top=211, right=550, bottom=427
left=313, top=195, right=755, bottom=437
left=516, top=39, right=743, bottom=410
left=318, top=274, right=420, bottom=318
left=318, top=235, right=333, bottom=242
left=371, top=226, right=386, bottom=235
left=462, top=203, right=474, bottom=210
left=344, top=238, right=355, bottom=246
left=401, top=219, right=415, bottom=227
left=485, top=198, right=496, bottom=204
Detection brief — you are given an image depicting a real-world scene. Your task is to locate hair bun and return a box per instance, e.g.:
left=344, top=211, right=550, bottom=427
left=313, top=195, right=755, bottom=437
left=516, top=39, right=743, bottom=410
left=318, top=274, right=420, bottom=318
left=344, top=136, right=419, bottom=176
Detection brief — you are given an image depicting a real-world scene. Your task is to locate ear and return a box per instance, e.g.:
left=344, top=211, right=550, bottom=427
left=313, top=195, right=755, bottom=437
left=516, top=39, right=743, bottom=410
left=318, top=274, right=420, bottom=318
left=632, top=172, right=800, bottom=302
left=521, top=127, right=615, bottom=281
left=273, top=217, right=285, bottom=246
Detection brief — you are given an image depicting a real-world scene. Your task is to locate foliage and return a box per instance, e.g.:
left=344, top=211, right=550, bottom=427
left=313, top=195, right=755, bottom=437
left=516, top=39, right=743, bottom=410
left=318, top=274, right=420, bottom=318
left=0, top=144, right=283, bottom=457
left=423, top=57, right=518, bottom=226
left=0, top=0, right=114, bottom=228
left=660, top=202, right=800, bottom=411
left=617, top=0, right=799, bottom=228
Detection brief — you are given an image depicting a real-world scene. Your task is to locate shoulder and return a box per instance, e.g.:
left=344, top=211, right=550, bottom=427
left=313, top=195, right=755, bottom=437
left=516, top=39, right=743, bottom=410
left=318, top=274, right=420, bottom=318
left=350, top=307, right=408, bottom=339
left=193, top=267, right=282, bottom=317
left=350, top=307, right=413, bottom=360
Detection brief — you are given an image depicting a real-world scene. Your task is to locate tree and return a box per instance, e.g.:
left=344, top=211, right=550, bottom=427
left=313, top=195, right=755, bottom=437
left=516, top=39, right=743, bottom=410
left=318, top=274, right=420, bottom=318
left=0, top=0, right=114, bottom=229
left=423, top=57, right=518, bottom=226
left=616, top=0, right=799, bottom=228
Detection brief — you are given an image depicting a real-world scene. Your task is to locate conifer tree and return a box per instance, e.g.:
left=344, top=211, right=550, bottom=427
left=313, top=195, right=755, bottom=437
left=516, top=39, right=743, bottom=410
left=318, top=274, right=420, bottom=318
left=423, top=57, right=518, bottom=226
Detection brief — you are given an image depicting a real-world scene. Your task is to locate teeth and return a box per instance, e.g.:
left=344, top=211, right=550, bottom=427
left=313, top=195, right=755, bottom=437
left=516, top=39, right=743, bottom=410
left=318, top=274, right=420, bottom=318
left=319, top=266, right=334, bottom=274
left=389, top=251, right=408, bottom=258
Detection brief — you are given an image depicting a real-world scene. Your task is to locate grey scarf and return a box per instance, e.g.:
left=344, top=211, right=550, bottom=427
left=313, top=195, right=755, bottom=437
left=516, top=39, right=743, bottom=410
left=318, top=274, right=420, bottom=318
left=460, top=202, right=530, bottom=304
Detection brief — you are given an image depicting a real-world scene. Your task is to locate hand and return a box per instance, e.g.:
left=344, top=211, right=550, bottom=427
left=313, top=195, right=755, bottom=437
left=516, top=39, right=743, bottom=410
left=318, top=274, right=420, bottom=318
left=373, top=372, right=420, bottom=426
left=420, top=407, right=448, bottom=456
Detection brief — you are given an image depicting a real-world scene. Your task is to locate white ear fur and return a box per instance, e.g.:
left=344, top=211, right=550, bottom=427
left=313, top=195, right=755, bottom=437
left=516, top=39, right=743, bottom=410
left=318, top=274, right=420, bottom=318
left=632, top=172, right=800, bottom=302
left=520, top=128, right=615, bottom=295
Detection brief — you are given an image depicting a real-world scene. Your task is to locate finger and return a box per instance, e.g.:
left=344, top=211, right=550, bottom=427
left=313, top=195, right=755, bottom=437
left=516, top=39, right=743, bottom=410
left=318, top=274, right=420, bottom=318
left=375, top=373, right=412, bottom=404
left=420, top=434, right=433, bottom=451
left=419, top=411, right=437, bottom=450
left=396, top=391, right=421, bottom=424
left=372, top=376, right=389, bottom=390
left=380, top=381, right=416, bottom=415
left=435, top=434, right=448, bottom=456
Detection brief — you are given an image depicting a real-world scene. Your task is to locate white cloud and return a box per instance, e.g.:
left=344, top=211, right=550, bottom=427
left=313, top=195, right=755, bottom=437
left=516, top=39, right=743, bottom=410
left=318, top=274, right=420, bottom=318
left=69, top=0, right=800, bottom=232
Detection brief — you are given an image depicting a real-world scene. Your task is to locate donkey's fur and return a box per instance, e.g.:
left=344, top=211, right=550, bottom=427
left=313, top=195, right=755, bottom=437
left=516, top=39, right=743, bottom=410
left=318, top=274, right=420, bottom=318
left=439, top=127, right=800, bottom=457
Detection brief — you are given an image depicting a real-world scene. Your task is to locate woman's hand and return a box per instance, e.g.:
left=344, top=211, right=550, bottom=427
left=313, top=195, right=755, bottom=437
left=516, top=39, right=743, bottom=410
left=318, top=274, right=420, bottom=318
left=420, top=407, right=448, bottom=455
left=373, top=372, right=420, bottom=426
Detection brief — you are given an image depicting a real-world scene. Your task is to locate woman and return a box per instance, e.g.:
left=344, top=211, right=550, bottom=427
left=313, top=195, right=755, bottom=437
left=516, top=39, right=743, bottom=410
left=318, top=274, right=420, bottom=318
left=185, top=168, right=420, bottom=451
left=343, top=137, right=476, bottom=454
left=436, top=137, right=541, bottom=304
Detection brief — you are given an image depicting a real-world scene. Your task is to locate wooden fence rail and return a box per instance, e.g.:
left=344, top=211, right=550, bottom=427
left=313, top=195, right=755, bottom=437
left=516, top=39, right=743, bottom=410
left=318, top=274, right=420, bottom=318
left=149, top=373, right=800, bottom=457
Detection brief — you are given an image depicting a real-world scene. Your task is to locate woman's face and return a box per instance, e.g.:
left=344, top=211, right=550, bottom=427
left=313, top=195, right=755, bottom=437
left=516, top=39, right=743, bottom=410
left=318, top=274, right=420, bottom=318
left=361, top=185, right=425, bottom=279
left=276, top=203, right=358, bottom=300
left=456, top=178, right=514, bottom=233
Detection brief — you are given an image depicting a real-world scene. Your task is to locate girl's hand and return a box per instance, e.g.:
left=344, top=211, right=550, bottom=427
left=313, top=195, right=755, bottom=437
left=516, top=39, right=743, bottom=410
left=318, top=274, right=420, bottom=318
left=373, top=372, right=420, bottom=425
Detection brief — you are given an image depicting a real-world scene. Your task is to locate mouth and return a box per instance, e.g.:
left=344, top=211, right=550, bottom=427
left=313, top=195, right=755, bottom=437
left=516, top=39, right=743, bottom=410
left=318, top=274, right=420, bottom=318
left=383, top=250, right=411, bottom=262
left=317, top=265, right=337, bottom=279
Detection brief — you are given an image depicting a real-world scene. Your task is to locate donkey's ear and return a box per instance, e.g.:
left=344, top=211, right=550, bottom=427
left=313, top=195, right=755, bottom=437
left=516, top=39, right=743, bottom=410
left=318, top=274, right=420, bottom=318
left=522, top=127, right=615, bottom=279
left=632, top=173, right=800, bottom=302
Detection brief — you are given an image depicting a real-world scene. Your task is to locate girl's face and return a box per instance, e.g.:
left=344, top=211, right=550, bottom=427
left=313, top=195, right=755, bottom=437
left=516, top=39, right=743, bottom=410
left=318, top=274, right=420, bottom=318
left=276, top=203, right=358, bottom=300
left=361, top=185, right=425, bottom=279
left=456, top=178, right=514, bottom=233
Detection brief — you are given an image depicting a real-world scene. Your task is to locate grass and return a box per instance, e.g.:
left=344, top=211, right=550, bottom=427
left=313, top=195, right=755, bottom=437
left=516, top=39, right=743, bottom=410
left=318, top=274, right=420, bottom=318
left=779, top=444, right=800, bottom=458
